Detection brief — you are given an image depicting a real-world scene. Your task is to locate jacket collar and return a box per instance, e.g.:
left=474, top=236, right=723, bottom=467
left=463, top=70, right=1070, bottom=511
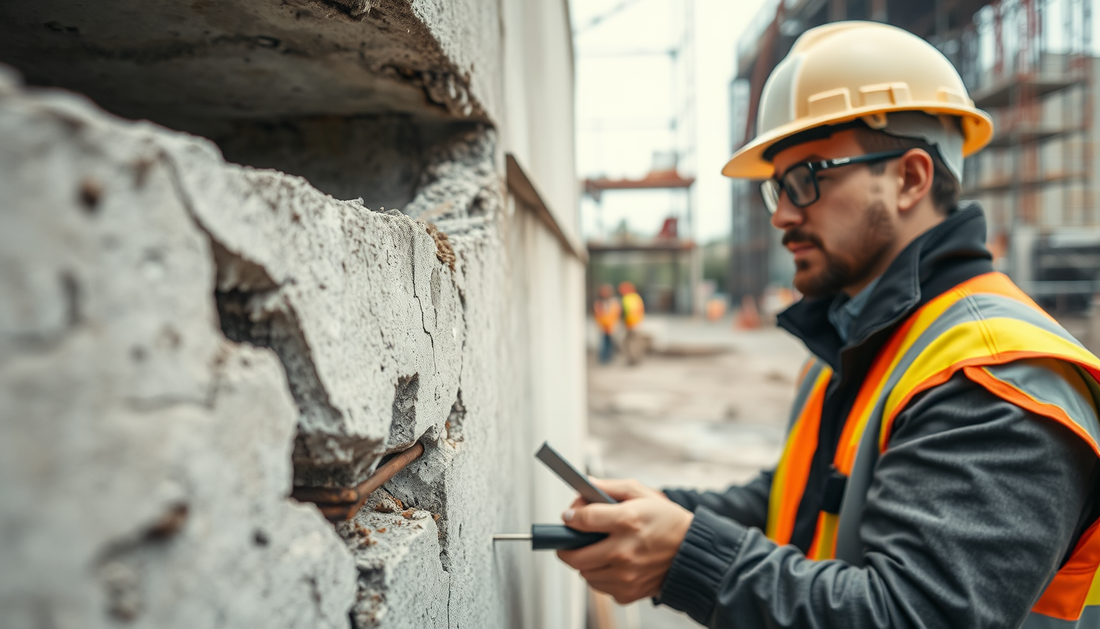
left=776, top=203, right=994, bottom=371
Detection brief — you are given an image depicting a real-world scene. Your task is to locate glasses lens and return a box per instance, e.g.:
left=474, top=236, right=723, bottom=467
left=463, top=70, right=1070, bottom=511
left=761, top=180, right=780, bottom=213
left=782, top=165, right=817, bottom=207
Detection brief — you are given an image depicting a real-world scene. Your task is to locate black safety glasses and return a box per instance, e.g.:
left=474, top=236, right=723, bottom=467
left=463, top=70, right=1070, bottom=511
left=760, top=150, right=908, bottom=214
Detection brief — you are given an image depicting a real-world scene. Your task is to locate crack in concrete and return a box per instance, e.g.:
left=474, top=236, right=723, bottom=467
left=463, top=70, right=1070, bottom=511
left=410, top=233, right=438, bottom=373
left=158, top=149, right=376, bottom=487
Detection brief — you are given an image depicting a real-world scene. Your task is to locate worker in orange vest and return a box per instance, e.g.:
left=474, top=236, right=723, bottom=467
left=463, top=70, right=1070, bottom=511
left=555, top=22, right=1100, bottom=628
left=593, top=284, right=621, bottom=364
left=618, top=281, right=645, bottom=365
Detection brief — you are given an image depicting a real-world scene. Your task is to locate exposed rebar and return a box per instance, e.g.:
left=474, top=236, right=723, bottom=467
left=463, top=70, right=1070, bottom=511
left=291, top=441, right=426, bottom=522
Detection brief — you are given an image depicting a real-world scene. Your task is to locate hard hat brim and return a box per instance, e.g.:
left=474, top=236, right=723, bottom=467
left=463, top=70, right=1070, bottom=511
left=722, top=103, right=994, bottom=179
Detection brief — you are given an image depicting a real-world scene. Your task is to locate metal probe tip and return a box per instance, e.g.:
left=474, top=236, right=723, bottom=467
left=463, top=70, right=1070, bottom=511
left=492, top=533, right=532, bottom=541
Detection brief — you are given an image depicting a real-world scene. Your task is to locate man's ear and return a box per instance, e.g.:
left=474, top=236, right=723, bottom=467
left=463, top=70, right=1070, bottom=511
left=896, top=148, right=935, bottom=213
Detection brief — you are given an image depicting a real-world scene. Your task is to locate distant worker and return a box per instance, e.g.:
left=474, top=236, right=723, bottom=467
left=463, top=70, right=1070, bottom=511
left=593, top=284, right=621, bottom=364
left=556, top=21, right=1100, bottom=628
left=618, top=281, right=645, bottom=365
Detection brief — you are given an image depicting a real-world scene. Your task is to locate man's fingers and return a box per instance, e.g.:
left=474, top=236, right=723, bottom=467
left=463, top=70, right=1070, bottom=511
left=562, top=503, right=630, bottom=532
left=556, top=542, right=614, bottom=572
left=581, top=567, right=654, bottom=605
left=589, top=477, right=657, bottom=501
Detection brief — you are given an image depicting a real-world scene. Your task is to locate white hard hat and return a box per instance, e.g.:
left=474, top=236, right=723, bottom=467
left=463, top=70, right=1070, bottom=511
left=723, top=21, right=994, bottom=180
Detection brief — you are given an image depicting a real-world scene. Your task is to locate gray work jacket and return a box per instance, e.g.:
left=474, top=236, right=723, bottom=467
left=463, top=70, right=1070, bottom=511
left=658, top=207, right=1100, bottom=628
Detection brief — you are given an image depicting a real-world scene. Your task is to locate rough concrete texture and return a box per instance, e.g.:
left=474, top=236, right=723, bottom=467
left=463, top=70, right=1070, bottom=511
left=0, top=67, right=539, bottom=629
left=0, top=0, right=500, bottom=126
left=172, top=137, right=468, bottom=485
left=338, top=491, right=448, bottom=629
left=404, top=126, right=502, bottom=229
left=0, top=70, right=356, bottom=628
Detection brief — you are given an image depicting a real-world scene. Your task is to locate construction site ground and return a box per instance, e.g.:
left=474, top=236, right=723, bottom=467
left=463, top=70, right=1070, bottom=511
left=584, top=314, right=807, bottom=628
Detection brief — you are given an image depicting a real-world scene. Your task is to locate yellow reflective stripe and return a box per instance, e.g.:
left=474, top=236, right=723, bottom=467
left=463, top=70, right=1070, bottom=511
left=882, top=318, right=1100, bottom=448
left=809, top=513, right=839, bottom=560
left=836, top=284, right=971, bottom=471
left=767, top=366, right=832, bottom=543
left=1084, top=568, right=1100, bottom=606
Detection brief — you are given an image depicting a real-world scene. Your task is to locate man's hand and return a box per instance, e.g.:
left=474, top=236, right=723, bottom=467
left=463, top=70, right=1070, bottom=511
left=556, top=478, right=694, bottom=604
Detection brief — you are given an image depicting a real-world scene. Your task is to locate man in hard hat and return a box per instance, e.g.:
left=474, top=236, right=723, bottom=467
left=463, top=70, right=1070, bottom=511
left=618, top=281, right=645, bottom=365
left=594, top=283, right=622, bottom=364
left=556, top=21, right=1100, bottom=628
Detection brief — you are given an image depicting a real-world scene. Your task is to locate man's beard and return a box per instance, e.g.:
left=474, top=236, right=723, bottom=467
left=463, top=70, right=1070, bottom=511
left=784, top=201, right=895, bottom=299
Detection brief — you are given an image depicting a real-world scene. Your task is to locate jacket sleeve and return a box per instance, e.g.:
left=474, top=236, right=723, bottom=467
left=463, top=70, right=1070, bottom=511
left=656, top=369, right=1099, bottom=629
left=663, top=470, right=773, bottom=532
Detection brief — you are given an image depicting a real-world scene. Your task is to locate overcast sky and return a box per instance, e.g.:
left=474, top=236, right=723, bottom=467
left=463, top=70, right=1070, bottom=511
left=571, top=0, right=772, bottom=244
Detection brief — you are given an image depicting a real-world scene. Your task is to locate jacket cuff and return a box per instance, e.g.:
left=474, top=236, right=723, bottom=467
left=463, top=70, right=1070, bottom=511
left=662, top=488, right=697, bottom=511
left=656, top=506, right=746, bottom=623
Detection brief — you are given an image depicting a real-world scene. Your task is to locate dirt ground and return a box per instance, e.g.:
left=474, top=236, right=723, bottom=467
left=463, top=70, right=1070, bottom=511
left=586, top=315, right=808, bottom=491
left=583, top=315, right=808, bottom=629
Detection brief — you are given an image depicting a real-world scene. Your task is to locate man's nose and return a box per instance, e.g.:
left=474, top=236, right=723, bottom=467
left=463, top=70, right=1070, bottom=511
left=770, top=194, right=803, bottom=231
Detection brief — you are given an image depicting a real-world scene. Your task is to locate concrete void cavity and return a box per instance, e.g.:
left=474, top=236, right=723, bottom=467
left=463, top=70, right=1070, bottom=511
left=1, top=72, right=359, bottom=627
left=0, top=0, right=517, bottom=622
left=0, top=0, right=490, bottom=125
left=0, top=1, right=499, bottom=212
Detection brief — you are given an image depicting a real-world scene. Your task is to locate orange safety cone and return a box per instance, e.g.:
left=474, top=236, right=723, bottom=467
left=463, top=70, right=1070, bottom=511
left=735, top=294, right=761, bottom=330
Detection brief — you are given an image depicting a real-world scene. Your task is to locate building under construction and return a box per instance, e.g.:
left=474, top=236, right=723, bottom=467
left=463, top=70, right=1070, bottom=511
left=577, top=0, right=702, bottom=315
left=729, top=0, right=1099, bottom=311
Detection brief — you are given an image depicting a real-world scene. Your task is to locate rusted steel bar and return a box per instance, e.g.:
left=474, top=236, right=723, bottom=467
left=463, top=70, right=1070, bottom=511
left=292, top=441, right=426, bottom=522
left=289, top=486, right=359, bottom=503
left=354, top=441, right=426, bottom=498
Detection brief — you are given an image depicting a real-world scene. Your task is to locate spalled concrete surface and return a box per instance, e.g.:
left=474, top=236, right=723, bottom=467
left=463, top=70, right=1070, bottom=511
left=0, top=0, right=500, bottom=125
left=0, top=70, right=356, bottom=628
left=338, top=492, right=448, bottom=629
left=0, top=65, right=576, bottom=628
left=171, top=135, right=468, bottom=486
left=0, top=0, right=586, bottom=625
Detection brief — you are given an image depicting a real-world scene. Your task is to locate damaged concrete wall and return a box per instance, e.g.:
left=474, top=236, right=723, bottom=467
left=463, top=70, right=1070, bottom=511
left=0, top=71, right=357, bottom=629
left=0, top=0, right=585, bottom=627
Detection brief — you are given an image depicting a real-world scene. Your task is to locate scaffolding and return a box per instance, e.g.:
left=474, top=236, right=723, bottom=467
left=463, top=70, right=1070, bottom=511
left=575, top=0, right=702, bottom=315
left=727, top=0, right=1100, bottom=310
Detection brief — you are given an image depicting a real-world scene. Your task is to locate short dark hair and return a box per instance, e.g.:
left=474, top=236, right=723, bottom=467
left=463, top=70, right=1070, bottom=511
left=851, top=125, right=960, bottom=214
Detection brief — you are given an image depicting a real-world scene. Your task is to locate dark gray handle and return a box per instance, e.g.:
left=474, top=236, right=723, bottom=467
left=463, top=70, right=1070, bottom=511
left=531, top=524, right=607, bottom=550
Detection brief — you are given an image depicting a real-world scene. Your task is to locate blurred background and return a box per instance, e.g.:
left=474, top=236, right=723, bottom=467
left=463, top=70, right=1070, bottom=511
left=572, top=1, right=1100, bottom=626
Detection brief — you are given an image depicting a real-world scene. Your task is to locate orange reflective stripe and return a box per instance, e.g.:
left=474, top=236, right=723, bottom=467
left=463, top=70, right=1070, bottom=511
left=1033, top=518, right=1100, bottom=620
left=835, top=276, right=979, bottom=472
left=959, top=272, right=1056, bottom=321
left=779, top=272, right=1100, bottom=586
left=767, top=366, right=831, bottom=545
left=812, top=273, right=1099, bottom=561
left=880, top=318, right=1100, bottom=451
left=963, top=365, right=1100, bottom=458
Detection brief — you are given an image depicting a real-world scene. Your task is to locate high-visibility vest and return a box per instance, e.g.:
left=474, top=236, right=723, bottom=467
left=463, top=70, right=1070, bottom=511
left=594, top=298, right=622, bottom=334
left=768, top=273, right=1100, bottom=626
left=622, top=292, right=645, bottom=329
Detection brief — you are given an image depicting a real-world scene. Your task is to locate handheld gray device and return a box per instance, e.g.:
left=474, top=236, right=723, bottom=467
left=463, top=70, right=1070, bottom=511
left=535, top=442, right=617, bottom=505
left=491, top=442, right=615, bottom=550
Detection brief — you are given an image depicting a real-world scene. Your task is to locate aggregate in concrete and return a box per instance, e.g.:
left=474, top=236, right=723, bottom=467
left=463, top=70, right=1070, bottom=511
left=0, top=67, right=533, bottom=629
left=0, top=70, right=356, bottom=629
